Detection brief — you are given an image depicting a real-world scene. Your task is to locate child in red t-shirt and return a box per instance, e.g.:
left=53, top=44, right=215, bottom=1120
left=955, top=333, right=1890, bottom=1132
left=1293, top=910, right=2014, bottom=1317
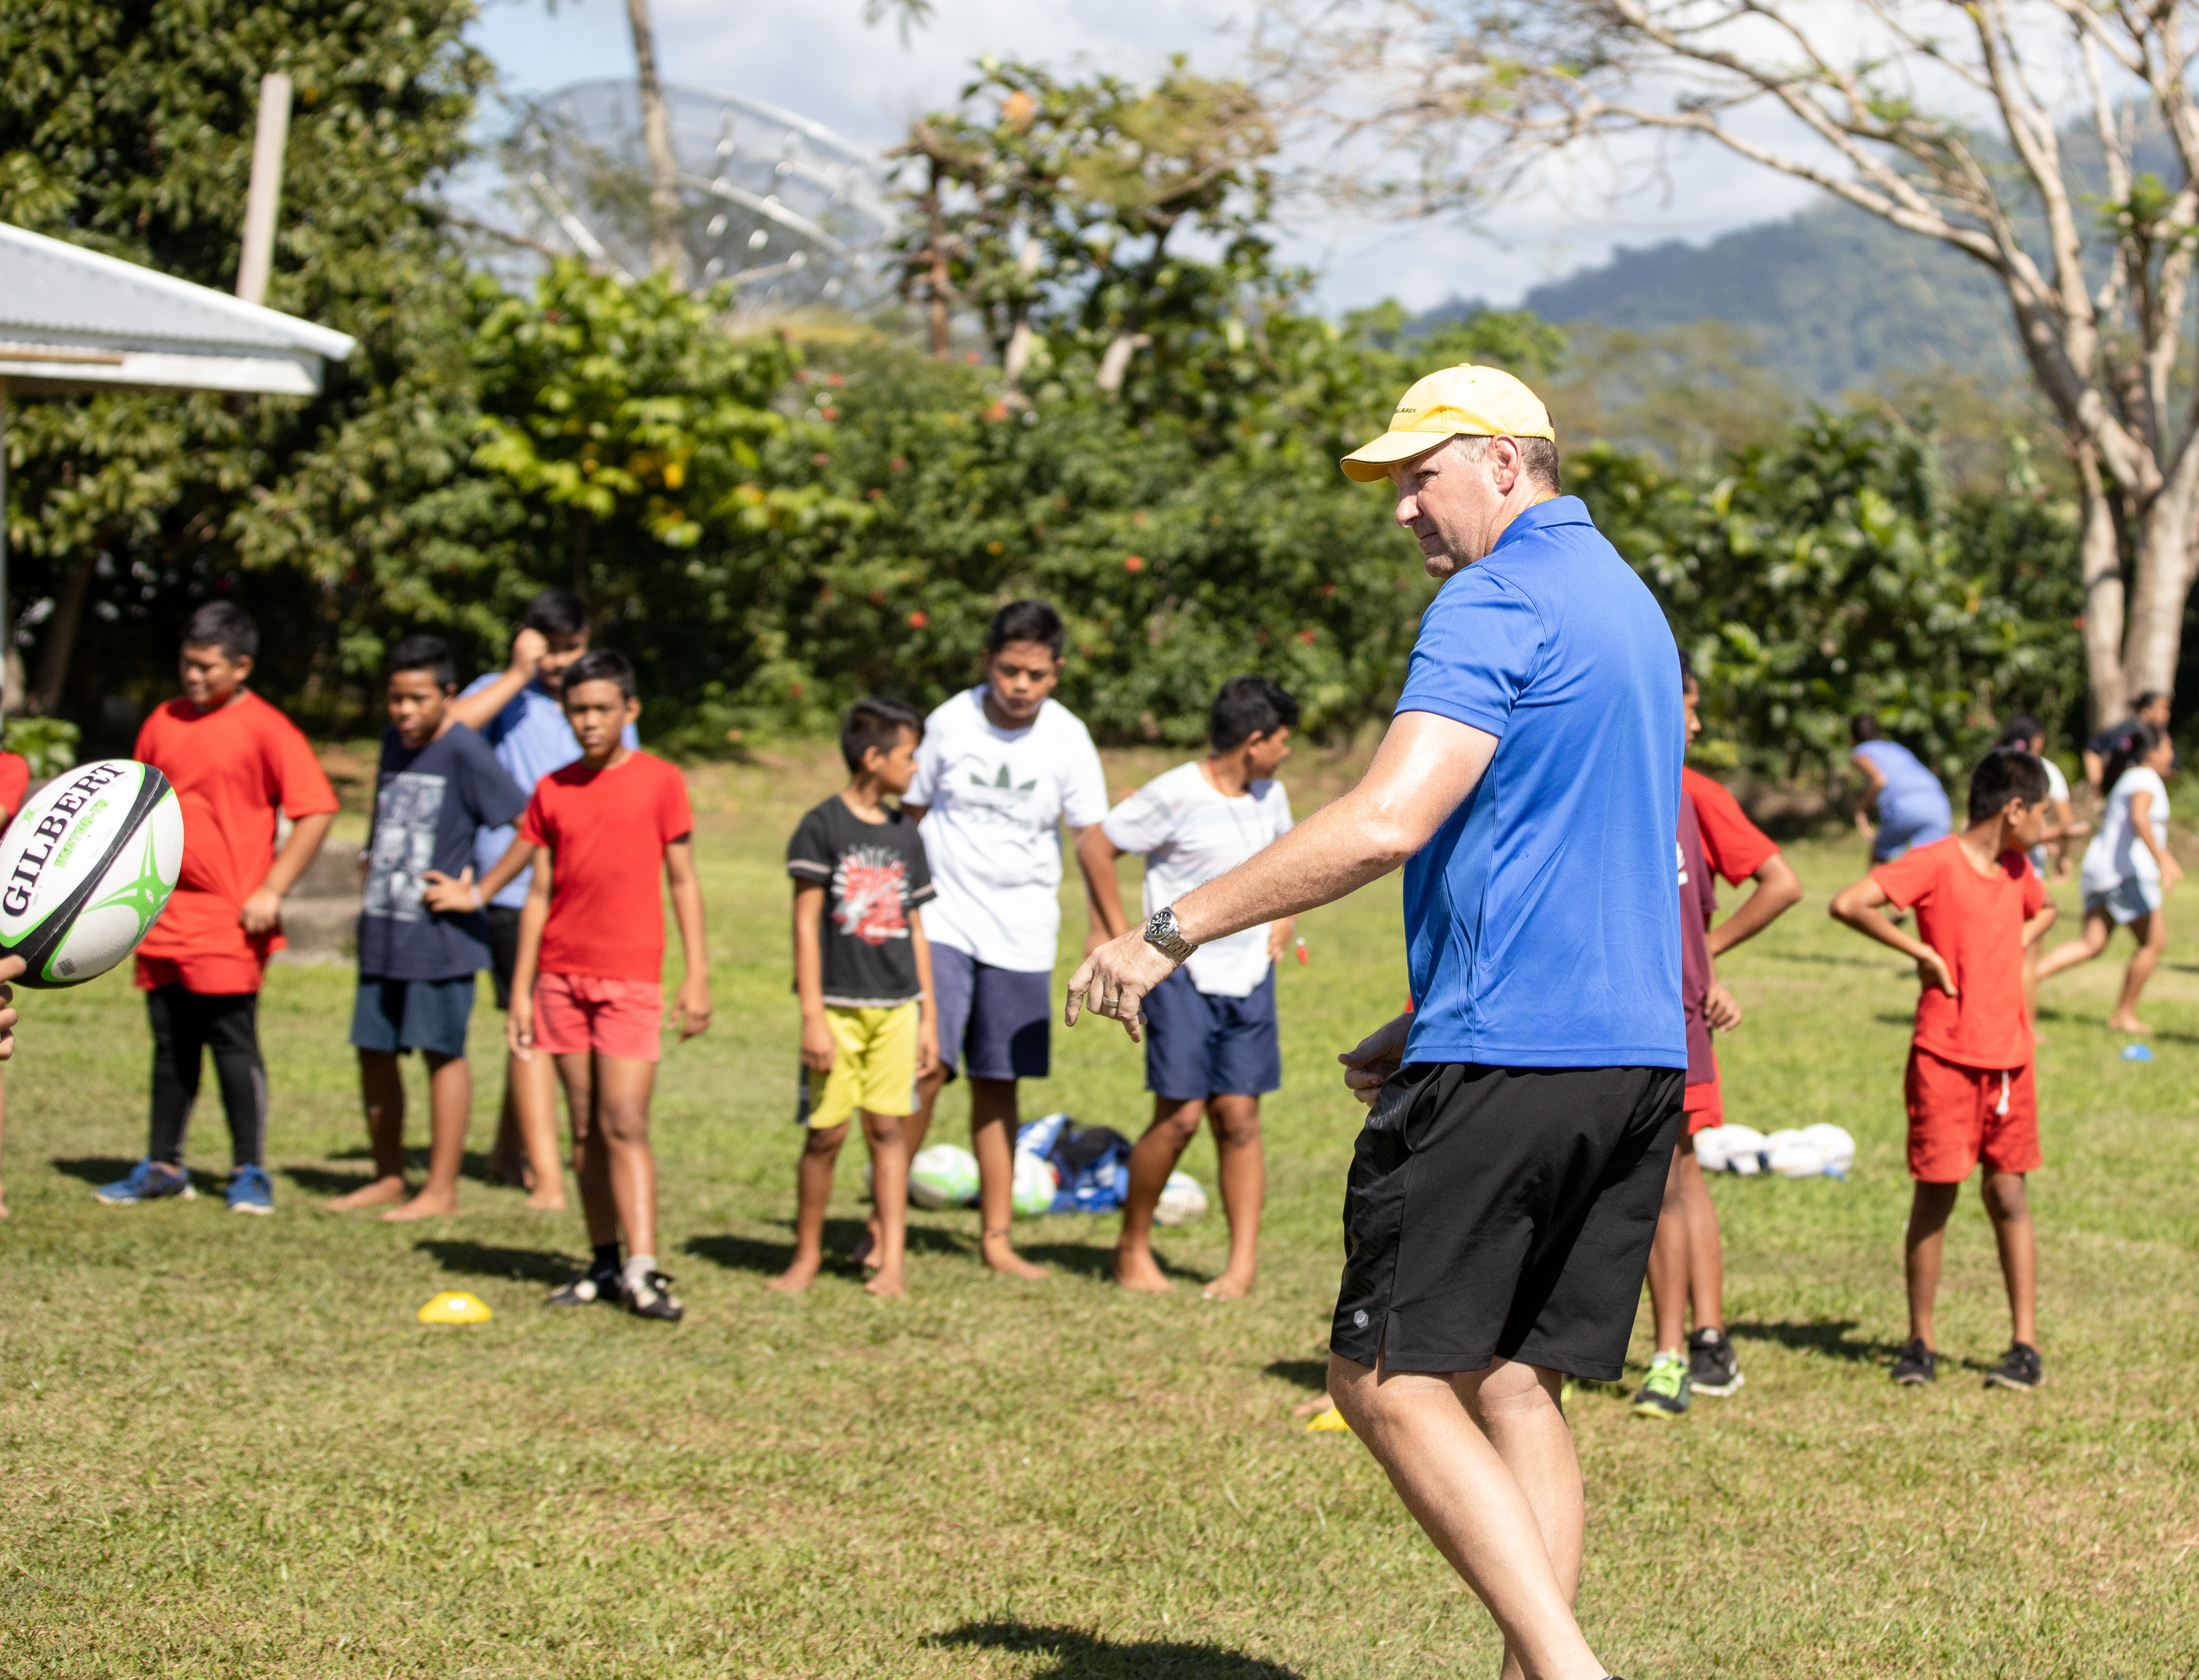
left=1634, top=658, right=1805, bottom=1418
left=481, top=650, right=710, bottom=1321
left=1831, top=746, right=2057, bottom=1391
left=94, top=604, right=339, bottom=1217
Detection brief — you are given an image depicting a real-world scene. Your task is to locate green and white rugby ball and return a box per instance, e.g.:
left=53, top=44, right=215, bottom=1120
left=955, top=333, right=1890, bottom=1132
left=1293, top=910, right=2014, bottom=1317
left=0, top=759, right=182, bottom=988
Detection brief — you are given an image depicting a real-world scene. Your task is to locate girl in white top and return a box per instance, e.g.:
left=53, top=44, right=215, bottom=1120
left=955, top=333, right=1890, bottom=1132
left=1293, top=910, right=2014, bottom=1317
left=2038, top=722, right=2182, bottom=1033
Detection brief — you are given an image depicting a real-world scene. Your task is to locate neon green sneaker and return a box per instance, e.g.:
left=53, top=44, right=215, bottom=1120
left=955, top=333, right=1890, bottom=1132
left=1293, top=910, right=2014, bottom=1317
left=1631, top=1350, right=1691, bottom=1419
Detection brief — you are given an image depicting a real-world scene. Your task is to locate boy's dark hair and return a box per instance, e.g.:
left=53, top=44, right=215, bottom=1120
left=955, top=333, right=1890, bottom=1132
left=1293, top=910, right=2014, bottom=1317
left=986, top=599, right=1064, bottom=659
left=387, top=633, right=455, bottom=689
left=1210, top=675, right=1299, bottom=751
left=2101, top=720, right=2162, bottom=795
left=2132, top=688, right=2167, bottom=715
left=841, top=697, right=923, bottom=772
left=561, top=648, right=635, bottom=701
left=181, top=601, right=257, bottom=661
left=1968, top=746, right=2050, bottom=822
left=1849, top=712, right=1884, bottom=744
left=1997, top=714, right=2044, bottom=748
left=1678, top=648, right=1696, bottom=687
left=522, top=587, right=589, bottom=639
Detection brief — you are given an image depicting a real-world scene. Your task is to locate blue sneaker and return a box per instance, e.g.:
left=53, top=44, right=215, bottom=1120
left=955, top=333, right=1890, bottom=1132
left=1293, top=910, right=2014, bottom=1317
left=226, top=1164, right=274, bottom=1216
left=94, top=1159, right=196, bottom=1206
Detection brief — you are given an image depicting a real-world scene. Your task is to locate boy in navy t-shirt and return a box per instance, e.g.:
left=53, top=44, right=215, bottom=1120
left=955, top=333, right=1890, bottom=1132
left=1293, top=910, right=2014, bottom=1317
left=328, top=635, right=527, bottom=1221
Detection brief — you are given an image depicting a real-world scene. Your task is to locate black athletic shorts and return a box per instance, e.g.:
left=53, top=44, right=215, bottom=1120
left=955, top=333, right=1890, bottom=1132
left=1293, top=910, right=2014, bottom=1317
left=483, top=904, right=522, bottom=1012
left=1330, top=1061, right=1684, bottom=1383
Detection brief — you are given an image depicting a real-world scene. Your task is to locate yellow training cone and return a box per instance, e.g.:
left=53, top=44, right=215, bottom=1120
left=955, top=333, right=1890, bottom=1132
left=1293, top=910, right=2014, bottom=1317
left=1306, top=1403, right=1351, bottom=1435
left=416, top=1290, right=493, bottom=1325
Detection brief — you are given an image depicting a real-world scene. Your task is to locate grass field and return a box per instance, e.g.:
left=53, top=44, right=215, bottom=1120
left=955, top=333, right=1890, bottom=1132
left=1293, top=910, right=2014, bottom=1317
left=1, top=746, right=2196, bottom=1679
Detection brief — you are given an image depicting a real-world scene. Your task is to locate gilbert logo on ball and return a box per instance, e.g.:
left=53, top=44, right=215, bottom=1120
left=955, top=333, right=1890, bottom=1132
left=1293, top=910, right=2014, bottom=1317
left=0, top=758, right=183, bottom=988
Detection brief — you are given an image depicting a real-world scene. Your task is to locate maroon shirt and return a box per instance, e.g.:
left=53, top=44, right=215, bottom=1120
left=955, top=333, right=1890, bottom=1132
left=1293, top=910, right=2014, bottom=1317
left=1678, top=793, right=1718, bottom=1085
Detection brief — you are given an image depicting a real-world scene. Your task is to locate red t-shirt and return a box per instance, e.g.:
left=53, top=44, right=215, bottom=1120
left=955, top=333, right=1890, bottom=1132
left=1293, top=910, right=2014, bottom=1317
left=0, top=752, right=29, bottom=826
left=1871, top=836, right=2044, bottom=1071
left=1682, top=766, right=1780, bottom=886
left=518, top=751, right=693, bottom=983
left=133, top=693, right=340, bottom=991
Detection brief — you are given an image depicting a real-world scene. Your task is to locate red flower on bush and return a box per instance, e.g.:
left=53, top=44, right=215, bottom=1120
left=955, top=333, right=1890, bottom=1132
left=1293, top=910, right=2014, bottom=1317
left=812, top=452, right=831, bottom=466
left=867, top=487, right=884, bottom=500
left=985, top=401, right=1010, bottom=422
left=1298, top=628, right=1317, bottom=644
left=889, top=456, right=907, bottom=473
left=1123, top=555, right=1145, bottom=573
left=1319, top=582, right=1337, bottom=598
left=788, top=682, right=805, bottom=698
left=908, top=610, right=929, bottom=629
left=821, top=406, right=839, bottom=421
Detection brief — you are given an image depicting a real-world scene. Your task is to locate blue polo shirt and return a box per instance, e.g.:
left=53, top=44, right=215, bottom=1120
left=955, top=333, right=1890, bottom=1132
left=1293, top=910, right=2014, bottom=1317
left=459, top=675, right=641, bottom=908
left=1395, top=495, right=1685, bottom=1069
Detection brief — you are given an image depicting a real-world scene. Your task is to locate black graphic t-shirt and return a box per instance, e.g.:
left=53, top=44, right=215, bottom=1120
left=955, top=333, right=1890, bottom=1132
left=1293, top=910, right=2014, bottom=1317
left=785, top=795, right=937, bottom=1006
left=358, top=723, right=528, bottom=981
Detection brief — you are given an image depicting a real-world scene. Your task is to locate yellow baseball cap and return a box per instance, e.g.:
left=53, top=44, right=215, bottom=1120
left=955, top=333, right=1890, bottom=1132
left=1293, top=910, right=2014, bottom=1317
left=1339, top=364, right=1556, bottom=482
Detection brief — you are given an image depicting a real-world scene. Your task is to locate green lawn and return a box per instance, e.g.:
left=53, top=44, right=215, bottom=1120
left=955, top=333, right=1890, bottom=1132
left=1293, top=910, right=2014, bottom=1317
left=1, top=752, right=2194, bottom=1678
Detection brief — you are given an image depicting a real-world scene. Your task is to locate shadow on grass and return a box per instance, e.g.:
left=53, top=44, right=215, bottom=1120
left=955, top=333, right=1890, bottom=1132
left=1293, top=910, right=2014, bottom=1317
left=413, top=1240, right=575, bottom=1284
left=683, top=1218, right=974, bottom=1279
left=1765, top=951, right=1893, bottom=969
left=928, top=1621, right=1304, bottom=1678
left=1263, top=1359, right=1328, bottom=1392
left=1728, top=1318, right=1905, bottom=1365
left=50, top=1155, right=145, bottom=1188
left=283, top=1151, right=525, bottom=1199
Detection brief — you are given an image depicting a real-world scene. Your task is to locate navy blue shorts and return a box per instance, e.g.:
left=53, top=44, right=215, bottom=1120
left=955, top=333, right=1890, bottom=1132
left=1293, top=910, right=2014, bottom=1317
left=931, top=943, right=1050, bottom=1082
left=1143, top=967, right=1281, bottom=1102
left=350, top=975, right=476, bottom=1059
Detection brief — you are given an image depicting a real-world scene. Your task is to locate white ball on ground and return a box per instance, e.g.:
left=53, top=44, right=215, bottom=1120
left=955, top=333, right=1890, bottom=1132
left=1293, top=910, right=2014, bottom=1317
left=1692, top=1126, right=1732, bottom=1173
left=1153, top=1169, right=1208, bottom=1225
left=909, top=1143, right=980, bottom=1209
left=1768, top=1135, right=1828, bottom=1177
left=1719, top=1124, right=1768, bottom=1175
left=0, top=759, right=183, bottom=988
left=1011, top=1149, right=1058, bottom=1217
left=1801, top=1123, right=1856, bottom=1175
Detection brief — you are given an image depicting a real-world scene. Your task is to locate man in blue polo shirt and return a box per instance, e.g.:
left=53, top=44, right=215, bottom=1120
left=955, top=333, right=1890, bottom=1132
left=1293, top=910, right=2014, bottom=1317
left=1067, top=365, right=1682, bottom=1680
left=437, top=587, right=639, bottom=1207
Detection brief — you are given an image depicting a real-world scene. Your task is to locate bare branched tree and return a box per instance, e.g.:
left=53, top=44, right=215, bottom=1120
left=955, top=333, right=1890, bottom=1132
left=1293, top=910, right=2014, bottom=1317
left=1265, top=0, right=2199, bottom=723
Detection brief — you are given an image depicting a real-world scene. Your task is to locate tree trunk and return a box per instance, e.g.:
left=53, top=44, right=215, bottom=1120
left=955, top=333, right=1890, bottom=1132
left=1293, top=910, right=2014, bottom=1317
left=2075, top=444, right=2129, bottom=729
left=624, top=0, right=688, bottom=288
left=2119, top=474, right=2199, bottom=709
left=30, top=547, right=100, bottom=717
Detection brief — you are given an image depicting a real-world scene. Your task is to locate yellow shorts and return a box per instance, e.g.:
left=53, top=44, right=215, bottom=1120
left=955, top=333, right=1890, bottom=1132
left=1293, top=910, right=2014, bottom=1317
left=805, top=1002, right=919, bottom=1130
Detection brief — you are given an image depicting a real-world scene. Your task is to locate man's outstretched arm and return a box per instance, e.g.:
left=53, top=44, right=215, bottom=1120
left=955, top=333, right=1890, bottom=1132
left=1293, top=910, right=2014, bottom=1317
left=1066, top=710, right=1499, bottom=1037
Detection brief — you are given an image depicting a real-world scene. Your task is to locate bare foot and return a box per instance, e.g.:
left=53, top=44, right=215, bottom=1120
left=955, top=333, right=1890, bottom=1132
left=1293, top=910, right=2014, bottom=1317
left=982, top=1234, right=1050, bottom=1281
left=863, top=1266, right=906, bottom=1298
left=325, top=1175, right=408, bottom=1211
left=523, top=1188, right=568, bottom=1212
left=1290, top=1393, right=1337, bottom=1418
left=767, top=1256, right=822, bottom=1294
left=380, top=1191, right=459, bottom=1222
left=2109, top=1013, right=2152, bottom=1034
left=1113, top=1240, right=1172, bottom=1293
left=1201, top=1268, right=1256, bottom=1301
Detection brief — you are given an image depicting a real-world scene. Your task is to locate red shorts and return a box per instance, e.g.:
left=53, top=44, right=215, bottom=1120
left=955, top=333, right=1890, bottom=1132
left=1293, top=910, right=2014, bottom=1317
left=136, top=950, right=272, bottom=995
left=532, top=973, right=663, bottom=1063
left=1904, top=1046, right=2040, bottom=1182
left=1683, top=1078, right=1724, bottom=1135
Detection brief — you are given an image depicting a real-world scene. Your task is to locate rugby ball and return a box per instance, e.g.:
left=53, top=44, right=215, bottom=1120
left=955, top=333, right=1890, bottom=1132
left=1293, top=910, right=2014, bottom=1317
left=0, top=759, right=181, bottom=988
left=1692, top=1126, right=1732, bottom=1173
left=1768, top=1134, right=1828, bottom=1178
left=908, top=1143, right=979, bottom=1209
left=1719, top=1124, right=1768, bottom=1175
left=1154, top=1169, right=1209, bottom=1226
left=1011, top=1149, right=1058, bottom=1218
left=1801, top=1123, right=1856, bottom=1176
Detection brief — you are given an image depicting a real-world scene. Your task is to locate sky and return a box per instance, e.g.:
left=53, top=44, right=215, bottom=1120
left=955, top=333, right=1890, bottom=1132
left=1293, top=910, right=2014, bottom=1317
left=466, top=0, right=1823, bottom=312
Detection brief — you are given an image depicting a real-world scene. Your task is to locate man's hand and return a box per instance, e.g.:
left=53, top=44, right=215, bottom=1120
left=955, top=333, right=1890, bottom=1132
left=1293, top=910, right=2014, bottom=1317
left=0, top=955, right=21, bottom=1060
left=800, top=1011, right=837, bottom=1072
left=915, top=1023, right=940, bottom=1079
left=677, top=977, right=713, bottom=1041
left=1704, top=984, right=1742, bottom=1033
left=1338, top=1012, right=1412, bottom=1106
left=238, top=886, right=284, bottom=936
left=1915, top=945, right=1958, bottom=997
left=509, top=626, right=548, bottom=678
left=419, top=867, right=481, bottom=915
left=1064, top=929, right=1177, bottom=1042
left=507, top=995, right=537, bottom=1062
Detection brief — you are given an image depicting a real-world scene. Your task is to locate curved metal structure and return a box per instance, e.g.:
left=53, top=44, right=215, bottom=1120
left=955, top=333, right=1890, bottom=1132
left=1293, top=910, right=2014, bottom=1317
left=505, top=79, right=893, bottom=308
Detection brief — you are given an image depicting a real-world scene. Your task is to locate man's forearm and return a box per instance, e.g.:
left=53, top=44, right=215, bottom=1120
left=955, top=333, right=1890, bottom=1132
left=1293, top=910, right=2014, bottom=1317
left=1173, top=796, right=1417, bottom=947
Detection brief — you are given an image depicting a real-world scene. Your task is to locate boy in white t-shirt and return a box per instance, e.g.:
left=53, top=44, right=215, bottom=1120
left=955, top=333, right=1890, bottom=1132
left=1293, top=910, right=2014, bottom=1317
left=900, top=600, right=1109, bottom=1280
left=1078, top=676, right=1298, bottom=1299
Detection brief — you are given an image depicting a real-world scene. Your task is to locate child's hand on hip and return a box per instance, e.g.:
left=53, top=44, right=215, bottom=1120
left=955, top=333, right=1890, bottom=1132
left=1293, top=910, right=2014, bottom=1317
left=1916, top=946, right=1958, bottom=997
left=800, top=1013, right=837, bottom=1071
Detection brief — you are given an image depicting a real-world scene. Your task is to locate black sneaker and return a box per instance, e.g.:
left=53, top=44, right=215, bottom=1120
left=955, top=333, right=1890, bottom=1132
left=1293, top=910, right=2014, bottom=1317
left=1984, top=1341, right=2042, bottom=1391
left=546, top=1268, right=623, bottom=1308
left=625, top=1269, right=684, bottom=1322
left=1687, top=1327, right=1744, bottom=1397
left=1891, top=1337, right=1938, bottom=1385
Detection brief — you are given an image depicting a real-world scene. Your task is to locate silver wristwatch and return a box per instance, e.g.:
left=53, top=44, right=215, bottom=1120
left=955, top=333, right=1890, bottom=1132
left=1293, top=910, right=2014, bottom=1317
left=1144, top=905, right=1196, bottom=962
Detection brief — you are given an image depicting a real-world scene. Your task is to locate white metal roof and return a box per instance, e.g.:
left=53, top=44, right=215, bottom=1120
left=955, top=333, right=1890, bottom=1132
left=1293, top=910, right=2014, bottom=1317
left=0, top=221, right=356, bottom=397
